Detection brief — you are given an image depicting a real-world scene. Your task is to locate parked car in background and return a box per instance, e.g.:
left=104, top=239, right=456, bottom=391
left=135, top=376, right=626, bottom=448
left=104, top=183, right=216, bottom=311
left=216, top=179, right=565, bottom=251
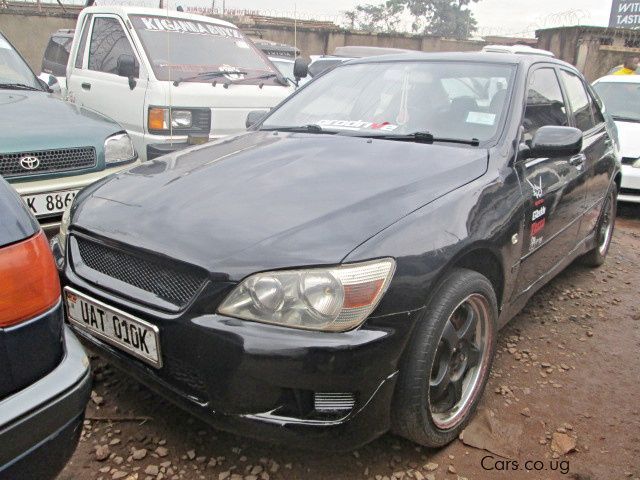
left=0, top=31, right=139, bottom=233
left=593, top=75, right=640, bottom=203
left=0, top=176, right=91, bottom=480
left=37, top=28, right=74, bottom=96
left=58, top=52, right=619, bottom=450
left=65, top=6, right=293, bottom=160
left=481, top=44, right=555, bottom=57
left=305, top=46, right=415, bottom=84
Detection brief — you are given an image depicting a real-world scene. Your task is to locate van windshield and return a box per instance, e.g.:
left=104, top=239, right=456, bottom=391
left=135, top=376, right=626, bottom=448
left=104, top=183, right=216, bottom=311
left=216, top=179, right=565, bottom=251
left=130, top=15, right=279, bottom=84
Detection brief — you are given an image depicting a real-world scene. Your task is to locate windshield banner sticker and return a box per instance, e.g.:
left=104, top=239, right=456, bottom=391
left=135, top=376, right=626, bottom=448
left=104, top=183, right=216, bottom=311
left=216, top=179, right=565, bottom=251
left=133, top=16, right=242, bottom=39
left=317, top=119, right=399, bottom=132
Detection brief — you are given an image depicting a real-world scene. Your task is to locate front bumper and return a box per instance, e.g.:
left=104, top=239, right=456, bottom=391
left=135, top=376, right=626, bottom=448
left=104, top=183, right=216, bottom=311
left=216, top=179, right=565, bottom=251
left=619, top=164, right=640, bottom=203
left=0, top=326, right=91, bottom=480
left=62, top=268, right=420, bottom=450
left=11, top=161, right=140, bottom=232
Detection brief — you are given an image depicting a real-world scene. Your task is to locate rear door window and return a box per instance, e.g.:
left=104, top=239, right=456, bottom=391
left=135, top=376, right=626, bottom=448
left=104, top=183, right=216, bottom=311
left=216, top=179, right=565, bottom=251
left=560, top=70, right=595, bottom=132
left=88, top=17, right=136, bottom=74
left=44, top=35, right=72, bottom=65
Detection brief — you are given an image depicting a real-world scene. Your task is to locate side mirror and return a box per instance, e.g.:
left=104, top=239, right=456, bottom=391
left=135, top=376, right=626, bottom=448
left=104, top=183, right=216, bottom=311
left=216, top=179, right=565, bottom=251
left=246, top=110, right=268, bottom=129
left=293, top=57, right=309, bottom=80
left=117, top=54, right=138, bottom=89
left=530, top=126, right=583, bottom=158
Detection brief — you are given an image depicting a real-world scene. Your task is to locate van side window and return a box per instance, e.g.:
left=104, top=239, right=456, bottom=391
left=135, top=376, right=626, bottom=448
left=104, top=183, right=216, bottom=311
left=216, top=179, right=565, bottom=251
left=560, top=70, right=596, bottom=132
left=74, top=14, right=92, bottom=69
left=523, top=68, right=568, bottom=141
left=88, top=17, right=135, bottom=74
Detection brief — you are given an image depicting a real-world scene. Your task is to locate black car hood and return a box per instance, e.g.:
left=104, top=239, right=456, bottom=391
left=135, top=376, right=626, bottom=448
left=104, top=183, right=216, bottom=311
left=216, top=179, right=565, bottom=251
left=73, top=131, right=488, bottom=278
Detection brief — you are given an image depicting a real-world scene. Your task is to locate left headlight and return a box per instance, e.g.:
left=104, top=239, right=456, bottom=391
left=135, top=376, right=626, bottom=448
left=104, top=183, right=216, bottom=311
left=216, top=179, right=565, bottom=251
left=218, top=258, right=396, bottom=332
left=104, top=132, right=136, bottom=164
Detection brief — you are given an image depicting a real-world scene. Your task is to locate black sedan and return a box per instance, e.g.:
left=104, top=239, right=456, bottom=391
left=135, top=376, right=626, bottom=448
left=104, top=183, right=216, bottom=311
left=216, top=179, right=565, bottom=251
left=0, top=176, right=91, bottom=479
left=56, top=52, right=620, bottom=450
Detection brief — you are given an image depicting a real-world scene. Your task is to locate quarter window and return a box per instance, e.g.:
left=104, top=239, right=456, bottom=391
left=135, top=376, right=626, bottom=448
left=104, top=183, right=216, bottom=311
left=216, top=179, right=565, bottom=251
left=88, top=17, right=135, bottom=74
left=74, top=15, right=92, bottom=69
left=560, top=70, right=595, bottom=132
left=523, top=68, right=568, bottom=139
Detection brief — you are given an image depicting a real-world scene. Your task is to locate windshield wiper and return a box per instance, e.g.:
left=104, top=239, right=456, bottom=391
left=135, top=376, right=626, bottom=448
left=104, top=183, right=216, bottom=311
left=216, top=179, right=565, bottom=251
left=0, top=82, right=41, bottom=91
left=261, top=124, right=330, bottom=134
left=172, top=70, right=247, bottom=86
left=338, top=130, right=481, bottom=146
left=222, top=72, right=289, bottom=87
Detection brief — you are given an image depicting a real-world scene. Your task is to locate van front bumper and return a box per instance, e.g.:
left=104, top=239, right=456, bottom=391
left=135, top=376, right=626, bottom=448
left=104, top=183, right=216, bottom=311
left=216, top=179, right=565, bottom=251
left=0, top=326, right=91, bottom=480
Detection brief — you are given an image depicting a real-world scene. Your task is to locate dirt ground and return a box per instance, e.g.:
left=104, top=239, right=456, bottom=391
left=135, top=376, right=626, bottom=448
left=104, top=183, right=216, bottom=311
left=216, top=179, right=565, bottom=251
left=58, top=204, right=640, bottom=480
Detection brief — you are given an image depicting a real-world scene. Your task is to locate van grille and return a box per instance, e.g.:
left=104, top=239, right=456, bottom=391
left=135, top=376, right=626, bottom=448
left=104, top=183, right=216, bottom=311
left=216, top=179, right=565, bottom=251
left=75, top=237, right=207, bottom=308
left=0, top=147, right=96, bottom=177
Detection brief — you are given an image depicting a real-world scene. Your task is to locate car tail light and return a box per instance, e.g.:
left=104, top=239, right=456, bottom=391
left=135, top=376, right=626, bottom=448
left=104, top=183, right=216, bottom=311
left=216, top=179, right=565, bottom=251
left=0, top=232, right=61, bottom=327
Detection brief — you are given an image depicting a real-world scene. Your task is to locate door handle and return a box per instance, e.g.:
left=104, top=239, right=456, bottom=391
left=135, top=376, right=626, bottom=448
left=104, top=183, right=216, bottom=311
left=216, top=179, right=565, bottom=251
left=569, top=153, right=586, bottom=166
left=81, top=82, right=91, bottom=90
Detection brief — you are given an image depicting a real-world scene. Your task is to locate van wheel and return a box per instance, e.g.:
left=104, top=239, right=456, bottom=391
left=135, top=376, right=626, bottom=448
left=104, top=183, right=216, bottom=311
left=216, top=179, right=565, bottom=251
left=582, top=188, right=617, bottom=268
left=392, top=269, right=497, bottom=447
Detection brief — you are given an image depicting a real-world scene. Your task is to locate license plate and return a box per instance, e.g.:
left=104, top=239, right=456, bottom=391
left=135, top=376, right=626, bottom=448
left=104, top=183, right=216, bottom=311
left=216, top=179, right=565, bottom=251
left=22, top=189, right=79, bottom=218
left=64, top=287, right=162, bottom=368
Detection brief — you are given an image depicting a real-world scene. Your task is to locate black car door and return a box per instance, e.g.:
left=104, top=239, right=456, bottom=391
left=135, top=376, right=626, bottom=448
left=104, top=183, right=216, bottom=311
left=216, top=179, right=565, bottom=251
left=557, top=71, right=614, bottom=240
left=513, top=66, right=588, bottom=295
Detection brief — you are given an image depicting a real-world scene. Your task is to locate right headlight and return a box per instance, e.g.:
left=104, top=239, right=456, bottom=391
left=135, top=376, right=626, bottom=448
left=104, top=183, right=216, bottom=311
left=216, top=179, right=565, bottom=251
left=218, top=258, right=396, bottom=332
left=104, top=132, right=136, bottom=164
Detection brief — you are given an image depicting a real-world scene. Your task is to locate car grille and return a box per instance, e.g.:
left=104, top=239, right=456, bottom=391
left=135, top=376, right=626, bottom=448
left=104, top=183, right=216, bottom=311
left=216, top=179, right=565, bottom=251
left=75, top=237, right=207, bottom=308
left=0, top=147, right=97, bottom=178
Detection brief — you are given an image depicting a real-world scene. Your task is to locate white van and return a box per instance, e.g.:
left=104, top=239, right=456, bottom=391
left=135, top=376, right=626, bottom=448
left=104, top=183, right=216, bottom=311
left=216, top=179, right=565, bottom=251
left=65, top=6, right=294, bottom=160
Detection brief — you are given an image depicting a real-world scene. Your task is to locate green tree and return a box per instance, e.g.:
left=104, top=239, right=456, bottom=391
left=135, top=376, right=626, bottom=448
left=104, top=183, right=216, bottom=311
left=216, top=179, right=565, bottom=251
left=403, top=0, right=479, bottom=39
left=344, top=0, right=480, bottom=39
left=343, top=1, right=404, bottom=33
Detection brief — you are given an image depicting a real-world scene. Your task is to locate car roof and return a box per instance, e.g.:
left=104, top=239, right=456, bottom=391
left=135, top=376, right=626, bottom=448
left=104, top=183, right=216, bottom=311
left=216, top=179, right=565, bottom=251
left=81, top=6, right=237, bottom=29
left=593, top=74, right=640, bottom=84
left=346, top=51, right=574, bottom=69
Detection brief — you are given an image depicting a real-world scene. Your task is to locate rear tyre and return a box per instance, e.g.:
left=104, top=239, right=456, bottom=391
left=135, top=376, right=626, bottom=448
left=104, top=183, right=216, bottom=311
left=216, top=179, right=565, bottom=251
left=391, top=268, right=497, bottom=447
left=582, top=187, right=617, bottom=268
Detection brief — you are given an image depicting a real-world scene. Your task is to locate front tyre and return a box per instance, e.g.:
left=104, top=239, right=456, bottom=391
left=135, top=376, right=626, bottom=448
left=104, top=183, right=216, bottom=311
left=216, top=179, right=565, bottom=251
left=392, top=268, right=497, bottom=447
left=582, top=187, right=617, bottom=268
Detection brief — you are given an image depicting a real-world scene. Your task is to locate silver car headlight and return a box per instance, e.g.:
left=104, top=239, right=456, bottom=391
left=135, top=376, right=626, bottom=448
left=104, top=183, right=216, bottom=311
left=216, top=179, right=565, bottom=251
left=105, top=132, right=136, bottom=164
left=218, top=258, right=396, bottom=332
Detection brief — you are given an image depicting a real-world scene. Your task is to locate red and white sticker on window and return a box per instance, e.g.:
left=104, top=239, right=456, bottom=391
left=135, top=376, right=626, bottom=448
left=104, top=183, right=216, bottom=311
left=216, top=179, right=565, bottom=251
left=316, top=119, right=399, bottom=132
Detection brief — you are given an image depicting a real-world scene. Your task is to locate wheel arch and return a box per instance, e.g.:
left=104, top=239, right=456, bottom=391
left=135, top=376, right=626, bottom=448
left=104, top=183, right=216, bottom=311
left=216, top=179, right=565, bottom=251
left=445, top=247, right=505, bottom=312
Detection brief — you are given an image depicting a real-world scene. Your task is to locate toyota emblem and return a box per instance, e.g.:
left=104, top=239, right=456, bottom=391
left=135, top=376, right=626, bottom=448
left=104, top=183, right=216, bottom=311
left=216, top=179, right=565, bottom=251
left=19, top=156, right=40, bottom=170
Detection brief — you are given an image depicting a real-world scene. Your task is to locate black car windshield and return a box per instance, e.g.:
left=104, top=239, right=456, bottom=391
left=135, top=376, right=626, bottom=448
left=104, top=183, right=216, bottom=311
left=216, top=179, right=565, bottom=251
left=0, top=34, right=41, bottom=90
left=593, top=81, right=640, bottom=122
left=130, top=15, right=278, bottom=84
left=263, top=61, right=516, bottom=142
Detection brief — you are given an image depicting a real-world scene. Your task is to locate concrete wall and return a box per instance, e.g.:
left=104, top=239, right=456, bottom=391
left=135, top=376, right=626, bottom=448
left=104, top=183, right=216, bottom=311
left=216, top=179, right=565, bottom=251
left=0, top=12, right=76, bottom=73
left=1, top=7, right=486, bottom=73
left=537, top=26, right=640, bottom=81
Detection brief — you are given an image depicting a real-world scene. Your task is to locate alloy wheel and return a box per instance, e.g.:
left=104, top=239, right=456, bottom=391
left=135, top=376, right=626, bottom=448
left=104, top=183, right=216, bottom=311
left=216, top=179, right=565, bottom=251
left=428, top=293, right=492, bottom=430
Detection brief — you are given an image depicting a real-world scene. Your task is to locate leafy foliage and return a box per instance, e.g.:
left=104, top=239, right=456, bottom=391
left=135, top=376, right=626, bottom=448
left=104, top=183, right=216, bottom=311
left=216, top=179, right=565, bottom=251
left=344, top=0, right=480, bottom=39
